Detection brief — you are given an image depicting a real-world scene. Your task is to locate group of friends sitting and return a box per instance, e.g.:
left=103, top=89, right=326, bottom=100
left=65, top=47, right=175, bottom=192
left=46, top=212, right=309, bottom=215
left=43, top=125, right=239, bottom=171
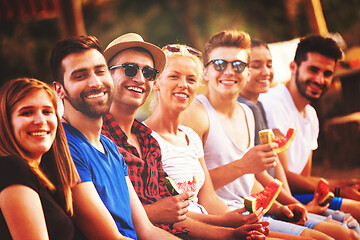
left=1, top=29, right=360, bottom=240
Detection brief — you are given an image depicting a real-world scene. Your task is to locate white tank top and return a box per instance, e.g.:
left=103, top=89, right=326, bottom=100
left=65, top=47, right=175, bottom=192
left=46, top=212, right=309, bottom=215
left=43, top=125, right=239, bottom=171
left=196, top=94, right=255, bottom=209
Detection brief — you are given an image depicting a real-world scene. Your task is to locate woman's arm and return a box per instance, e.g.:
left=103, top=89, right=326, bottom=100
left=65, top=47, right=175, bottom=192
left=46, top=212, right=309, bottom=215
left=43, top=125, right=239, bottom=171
left=0, top=185, right=48, bottom=240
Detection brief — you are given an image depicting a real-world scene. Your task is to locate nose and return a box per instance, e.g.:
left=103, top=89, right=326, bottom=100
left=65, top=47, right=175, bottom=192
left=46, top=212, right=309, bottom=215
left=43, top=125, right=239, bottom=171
left=131, top=69, right=146, bottom=84
left=88, top=73, right=103, bottom=88
left=314, top=72, right=325, bottom=85
left=223, top=62, right=235, bottom=75
left=33, top=111, right=46, bottom=125
left=262, top=65, right=271, bottom=76
left=178, top=76, right=188, bottom=89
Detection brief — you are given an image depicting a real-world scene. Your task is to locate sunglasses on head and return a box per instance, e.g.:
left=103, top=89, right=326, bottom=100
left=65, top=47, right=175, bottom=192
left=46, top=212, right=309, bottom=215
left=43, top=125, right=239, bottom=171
left=205, top=59, right=248, bottom=73
left=109, top=63, right=159, bottom=81
left=164, top=45, right=202, bottom=59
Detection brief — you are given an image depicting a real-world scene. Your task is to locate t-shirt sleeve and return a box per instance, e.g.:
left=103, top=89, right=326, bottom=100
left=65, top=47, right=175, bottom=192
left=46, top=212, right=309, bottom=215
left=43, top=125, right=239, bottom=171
left=0, top=155, right=38, bottom=193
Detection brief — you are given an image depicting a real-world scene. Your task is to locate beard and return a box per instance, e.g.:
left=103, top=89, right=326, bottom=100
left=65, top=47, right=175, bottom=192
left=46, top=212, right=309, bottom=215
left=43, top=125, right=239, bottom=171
left=295, top=70, right=329, bottom=102
left=64, top=86, right=113, bottom=118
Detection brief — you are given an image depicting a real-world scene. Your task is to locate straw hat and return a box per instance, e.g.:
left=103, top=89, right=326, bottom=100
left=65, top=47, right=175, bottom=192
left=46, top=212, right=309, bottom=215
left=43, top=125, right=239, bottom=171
left=104, top=33, right=166, bottom=73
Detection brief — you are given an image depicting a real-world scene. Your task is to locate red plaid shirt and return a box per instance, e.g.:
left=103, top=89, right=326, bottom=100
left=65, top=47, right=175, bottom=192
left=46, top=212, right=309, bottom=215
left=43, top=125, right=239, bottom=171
left=102, top=113, right=189, bottom=236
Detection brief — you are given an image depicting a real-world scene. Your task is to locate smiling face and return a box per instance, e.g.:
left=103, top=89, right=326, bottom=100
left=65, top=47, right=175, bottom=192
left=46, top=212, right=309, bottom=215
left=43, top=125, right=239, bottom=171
left=57, top=49, right=113, bottom=118
left=11, top=90, right=57, bottom=162
left=293, top=52, right=335, bottom=101
left=204, top=47, right=249, bottom=98
left=242, top=45, right=274, bottom=100
left=156, top=55, right=199, bottom=113
left=109, top=48, right=155, bottom=111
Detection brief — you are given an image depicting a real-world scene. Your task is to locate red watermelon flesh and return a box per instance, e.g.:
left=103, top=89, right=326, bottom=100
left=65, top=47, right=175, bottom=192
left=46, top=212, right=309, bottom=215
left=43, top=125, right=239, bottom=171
left=259, top=128, right=296, bottom=153
left=244, top=179, right=283, bottom=214
left=315, top=178, right=334, bottom=206
left=165, top=175, right=200, bottom=199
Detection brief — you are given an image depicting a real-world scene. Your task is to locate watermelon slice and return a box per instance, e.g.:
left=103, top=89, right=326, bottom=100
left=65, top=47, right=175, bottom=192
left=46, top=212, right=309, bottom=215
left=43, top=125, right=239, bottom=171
left=244, top=179, right=283, bottom=214
left=315, top=178, right=334, bottom=206
left=165, top=175, right=200, bottom=199
left=259, top=128, right=296, bottom=153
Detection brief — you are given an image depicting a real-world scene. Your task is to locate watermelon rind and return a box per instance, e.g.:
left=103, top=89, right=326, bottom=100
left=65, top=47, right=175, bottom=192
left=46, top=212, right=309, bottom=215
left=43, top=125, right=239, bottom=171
left=165, top=175, right=200, bottom=199
left=244, top=179, right=283, bottom=214
left=318, top=192, right=334, bottom=206
left=259, top=129, right=274, bottom=145
left=165, top=176, right=181, bottom=196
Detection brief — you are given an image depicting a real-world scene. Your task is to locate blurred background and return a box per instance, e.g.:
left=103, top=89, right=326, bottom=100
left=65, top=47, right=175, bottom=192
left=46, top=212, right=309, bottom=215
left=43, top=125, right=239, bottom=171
left=1, top=0, right=359, bottom=172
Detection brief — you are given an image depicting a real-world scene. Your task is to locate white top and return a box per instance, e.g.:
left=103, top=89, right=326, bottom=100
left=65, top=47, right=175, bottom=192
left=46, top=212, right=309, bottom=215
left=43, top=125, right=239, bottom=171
left=150, top=125, right=207, bottom=214
left=259, top=84, right=319, bottom=174
left=196, top=94, right=255, bottom=210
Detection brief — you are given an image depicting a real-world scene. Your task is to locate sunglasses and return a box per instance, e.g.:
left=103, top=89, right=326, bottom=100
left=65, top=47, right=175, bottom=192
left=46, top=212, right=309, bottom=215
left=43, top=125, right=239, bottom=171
left=109, top=63, right=159, bottom=81
left=163, top=45, right=202, bottom=59
left=205, top=59, right=248, bottom=73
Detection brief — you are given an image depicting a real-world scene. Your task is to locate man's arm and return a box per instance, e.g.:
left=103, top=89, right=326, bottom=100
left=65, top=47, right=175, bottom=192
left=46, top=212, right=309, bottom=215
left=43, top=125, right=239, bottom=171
left=278, top=151, right=320, bottom=194
left=181, top=100, right=277, bottom=190
left=72, top=182, right=132, bottom=240
left=126, top=177, right=182, bottom=240
left=142, top=192, right=192, bottom=224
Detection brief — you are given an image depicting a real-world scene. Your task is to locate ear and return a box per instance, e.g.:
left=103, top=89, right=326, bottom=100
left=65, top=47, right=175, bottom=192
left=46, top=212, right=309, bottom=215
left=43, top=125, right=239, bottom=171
left=289, top=61, right=297, bottom=74
left=53, top=81, right=66, bottom=100
left=245, top=68, right=251, bottom=82
left=152, top=78, right=160, bottom=91
left=203, top=67, right=210, bottom=83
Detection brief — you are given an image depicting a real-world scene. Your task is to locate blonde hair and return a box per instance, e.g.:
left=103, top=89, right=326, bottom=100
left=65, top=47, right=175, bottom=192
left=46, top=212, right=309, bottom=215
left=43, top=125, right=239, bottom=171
left=0, top=77, right=80, bottom=215
left=162, top=44, right=204, bottom=81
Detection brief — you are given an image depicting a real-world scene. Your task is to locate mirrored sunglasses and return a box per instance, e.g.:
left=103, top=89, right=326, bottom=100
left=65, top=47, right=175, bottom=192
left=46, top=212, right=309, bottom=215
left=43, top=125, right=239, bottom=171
left=205, top=59, right=248, bottom=73
left=109, top=63, right=159, bottom=81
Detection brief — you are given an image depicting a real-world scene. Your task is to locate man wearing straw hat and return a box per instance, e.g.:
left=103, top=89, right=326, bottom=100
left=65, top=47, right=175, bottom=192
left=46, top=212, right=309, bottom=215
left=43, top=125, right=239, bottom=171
left=102, top=33, right=270, bottom=240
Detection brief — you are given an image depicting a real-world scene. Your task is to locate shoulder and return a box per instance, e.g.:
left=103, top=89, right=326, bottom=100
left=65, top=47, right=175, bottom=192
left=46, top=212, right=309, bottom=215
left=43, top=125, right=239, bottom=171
left=181, top=97, right=209, bottom=140
left=181, top=97, right=208, bottom=125
left=0, top=155, right=38, bottom=192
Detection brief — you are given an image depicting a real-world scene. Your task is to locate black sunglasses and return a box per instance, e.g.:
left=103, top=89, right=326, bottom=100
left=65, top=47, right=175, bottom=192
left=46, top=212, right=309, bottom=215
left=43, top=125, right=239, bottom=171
left=109, top=63, right=159, bottom=81
left=164, top=45, right=202, bottom=59
left=205, top=59, right=248, bottom=73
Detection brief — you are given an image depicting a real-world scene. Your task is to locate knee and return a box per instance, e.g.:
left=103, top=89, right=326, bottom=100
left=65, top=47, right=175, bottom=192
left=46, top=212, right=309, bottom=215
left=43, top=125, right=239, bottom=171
left=347, top=229, right=360, bottom=240
left=301, top=228, right=334, bottom=240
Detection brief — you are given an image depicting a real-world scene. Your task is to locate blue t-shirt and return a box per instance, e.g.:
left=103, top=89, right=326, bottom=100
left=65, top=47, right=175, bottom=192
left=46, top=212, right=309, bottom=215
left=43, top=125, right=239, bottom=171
left=63, top=123, right=137, bottom=239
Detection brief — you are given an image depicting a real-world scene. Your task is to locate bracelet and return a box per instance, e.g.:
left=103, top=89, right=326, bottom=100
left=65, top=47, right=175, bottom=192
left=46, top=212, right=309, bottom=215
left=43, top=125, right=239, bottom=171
left=334, top=187, right=340, bottom=197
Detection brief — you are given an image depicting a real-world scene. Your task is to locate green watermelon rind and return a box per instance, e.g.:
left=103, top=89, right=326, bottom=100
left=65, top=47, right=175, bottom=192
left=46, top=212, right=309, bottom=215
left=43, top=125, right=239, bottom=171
left=244, top=179, right=283, bottom=214
left=318, top=192, right=334, bottom=206
left=165, top=175, right=200, bottom=199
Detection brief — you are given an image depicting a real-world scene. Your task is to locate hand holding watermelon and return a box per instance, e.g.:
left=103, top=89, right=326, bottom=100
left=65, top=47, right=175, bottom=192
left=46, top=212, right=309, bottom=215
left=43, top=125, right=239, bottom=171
left=259, top=128, right=296, bottom=153
left=237, top=144, right=278, bottom=174
left=304, top=192, right=329, bottom=214
left=143, top=192, right=192, bottom=224
left=220, top=207, right=266, bottom=228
